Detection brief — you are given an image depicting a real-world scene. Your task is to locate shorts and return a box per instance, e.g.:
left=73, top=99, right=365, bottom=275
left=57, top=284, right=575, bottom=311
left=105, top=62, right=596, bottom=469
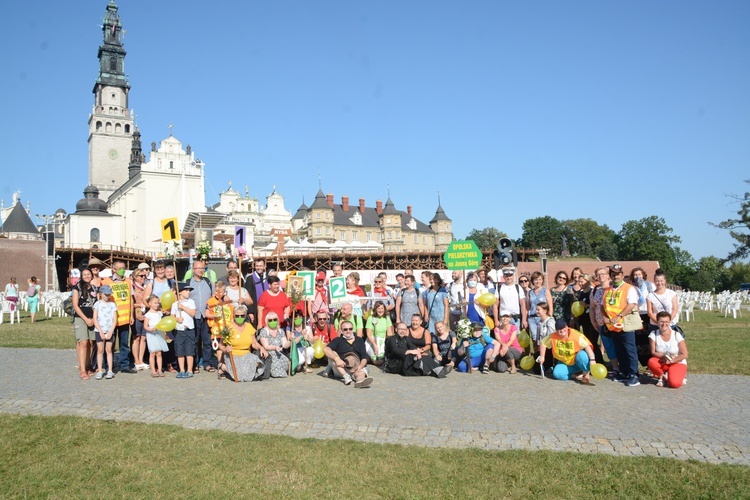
left=174, top=328, right=196, bottom=357
left=74, top=317, right=96, bottom=342
left=95, top=330, right=114, bottom=343
left=133, top=318, right=146, bottom=337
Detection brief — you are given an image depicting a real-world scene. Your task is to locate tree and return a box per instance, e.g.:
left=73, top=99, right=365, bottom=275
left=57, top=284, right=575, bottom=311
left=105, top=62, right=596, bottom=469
left=519, top=216, right=565, bottom=254
left=711, top=179, right=750, bottom=262
left=465, top=227, right=508, bottom=251
left=685, top=256, right=727, bottom=292
left=670, top=247, right=696, bottom=289
left=616, top=216, right=681, bottom=276
left=562, top=218, right=617, bottom=258
left=724, top=261, right=750, bottom=291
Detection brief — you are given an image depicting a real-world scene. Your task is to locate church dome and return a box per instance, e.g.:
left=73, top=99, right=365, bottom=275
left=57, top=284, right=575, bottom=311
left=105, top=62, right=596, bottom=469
left=75, top=185, right=109, bottom=213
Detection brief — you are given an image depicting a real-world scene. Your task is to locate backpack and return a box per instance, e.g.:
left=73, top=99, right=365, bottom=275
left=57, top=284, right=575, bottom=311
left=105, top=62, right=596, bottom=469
left=63, top=296, right=74, bottom=316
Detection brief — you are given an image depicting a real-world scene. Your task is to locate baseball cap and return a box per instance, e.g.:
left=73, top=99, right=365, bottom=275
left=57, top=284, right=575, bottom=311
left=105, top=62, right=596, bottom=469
left=555, top=318, right=568, bottom=331
left=316, top=271, right=326, bottom=281
left=99, top=285, right=113, bottom=296
left=502, top=267, right=515, bottom=275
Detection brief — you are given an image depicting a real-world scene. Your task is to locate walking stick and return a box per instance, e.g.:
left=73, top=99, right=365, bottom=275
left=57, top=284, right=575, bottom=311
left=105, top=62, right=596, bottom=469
left=229, top=351, right=239, bottom=383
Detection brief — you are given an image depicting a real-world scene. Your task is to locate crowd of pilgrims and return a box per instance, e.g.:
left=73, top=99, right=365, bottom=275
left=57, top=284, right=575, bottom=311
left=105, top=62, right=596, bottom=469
left=69, top=257, right=687, bottom=389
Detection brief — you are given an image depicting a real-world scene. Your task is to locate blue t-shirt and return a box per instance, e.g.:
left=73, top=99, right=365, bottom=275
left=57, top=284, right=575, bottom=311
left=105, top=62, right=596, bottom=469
left=466, top=330, right=493, bottom=358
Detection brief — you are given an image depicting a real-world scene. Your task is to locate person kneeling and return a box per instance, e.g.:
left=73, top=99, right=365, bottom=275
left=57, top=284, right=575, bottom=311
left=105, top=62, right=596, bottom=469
left=537, top=319, right=597, bottom=383
left=383, top=322, right=451, bottom=378
left=456, top=323, right=497, bottom=373
left=324, top=320, right=373, bottom=388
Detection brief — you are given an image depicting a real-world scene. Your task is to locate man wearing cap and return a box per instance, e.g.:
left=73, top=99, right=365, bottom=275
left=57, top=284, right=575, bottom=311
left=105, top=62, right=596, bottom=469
left=101, top=260, right=137, bottom=373
left=171, top=282, right=196, bottom=378
left=602, top=264, right=641, bottom=387
left=384, top=322, right=451, bottom=378
left=324, top=320, right=373, bottom=388
left=309, top=270, right=329, bottom=317
left=493, top=267, right=527, bottom=330
left=537, top=319, right=598, bottom=383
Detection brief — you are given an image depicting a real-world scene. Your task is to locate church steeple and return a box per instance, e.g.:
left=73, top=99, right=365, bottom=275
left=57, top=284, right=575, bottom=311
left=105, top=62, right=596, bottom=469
left=88, top=0, right=134, bottom=201
left=128, top=128, right=143, bottom=179
left=96, top=0, right=129, bottom=91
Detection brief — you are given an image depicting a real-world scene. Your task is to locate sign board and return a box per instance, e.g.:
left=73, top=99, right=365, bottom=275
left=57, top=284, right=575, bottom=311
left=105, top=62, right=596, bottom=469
left=234, top=226, right=246, bottom=249
left=328, top=276, right=347, bottom=302
left=443, top=240, right=482, bottom=270
left=161, top=217, right=181, bottom=242
left=296, top=271, right=316, bottom=298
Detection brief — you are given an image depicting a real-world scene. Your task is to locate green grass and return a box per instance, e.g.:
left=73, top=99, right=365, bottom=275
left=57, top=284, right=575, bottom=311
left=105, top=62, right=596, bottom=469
left=1, top=308, right=748, bottom=374
left=1, top=414, right=748, bottom=498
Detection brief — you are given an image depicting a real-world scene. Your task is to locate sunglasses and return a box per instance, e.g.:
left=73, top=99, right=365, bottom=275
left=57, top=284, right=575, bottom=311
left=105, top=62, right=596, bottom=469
left=234, top=315, right=245, bottom=319
left=340, top=328, right=353, bottom=332
left=267, top=319, right=279, bottom=323
left=317, top=317, right=328, bottom=321
left=519, top=279, right=529, bottom=283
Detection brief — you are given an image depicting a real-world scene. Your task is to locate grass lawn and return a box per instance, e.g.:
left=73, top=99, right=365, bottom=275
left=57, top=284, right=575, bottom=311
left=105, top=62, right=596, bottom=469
left=1, top=309, right=748, bottom=375
left=2, top=414, right=748, bottom=498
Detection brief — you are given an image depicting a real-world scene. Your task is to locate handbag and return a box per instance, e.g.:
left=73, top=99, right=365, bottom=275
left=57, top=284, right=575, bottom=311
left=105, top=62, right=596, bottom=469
left=423, top=290, right=439, bottom=329
left=622, top=310, right=643, bottom=332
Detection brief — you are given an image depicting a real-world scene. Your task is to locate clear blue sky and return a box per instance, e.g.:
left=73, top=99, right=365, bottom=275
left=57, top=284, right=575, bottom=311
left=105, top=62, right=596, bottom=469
left=1, top=1, right=748, bottom=261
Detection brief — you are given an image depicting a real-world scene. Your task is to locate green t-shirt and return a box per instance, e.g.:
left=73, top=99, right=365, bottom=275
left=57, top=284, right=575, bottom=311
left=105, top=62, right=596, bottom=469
left=365, top=315, right=392, bottom=339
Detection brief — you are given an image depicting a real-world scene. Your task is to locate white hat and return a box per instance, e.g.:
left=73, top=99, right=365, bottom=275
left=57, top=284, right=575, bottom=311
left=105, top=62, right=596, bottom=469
left=137, top=263, right=150, bottom=270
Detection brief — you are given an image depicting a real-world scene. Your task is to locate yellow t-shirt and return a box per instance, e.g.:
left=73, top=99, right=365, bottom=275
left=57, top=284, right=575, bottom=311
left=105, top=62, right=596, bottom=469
left=542, top=329, right=590, bottom=366
left=228, top=323, right=257, bottom=357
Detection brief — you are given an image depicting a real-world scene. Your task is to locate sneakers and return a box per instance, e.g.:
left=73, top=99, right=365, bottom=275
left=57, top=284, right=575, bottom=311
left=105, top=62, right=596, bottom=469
left=354, top=376, right=373, bottom=388
left=176, top=372, right=186, bottom=379
left=481, top=364, right=489, bottom=374
left=343, top=373, right=353, bottom=385
left=186, top=371, right=194, bottom=378
left=95, top=371, right=104, bottom=380
left=625, top=376, right=640, bottom=387
left=105, top=370, right=114, bottom=380
left=614, top=373, right=629, bottom=383
left=135, top=364, right=149, bottom=371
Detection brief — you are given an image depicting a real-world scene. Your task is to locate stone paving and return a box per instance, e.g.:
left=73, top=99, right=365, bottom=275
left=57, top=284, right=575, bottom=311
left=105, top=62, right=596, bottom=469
left=1, top=348, right=749, bottom=465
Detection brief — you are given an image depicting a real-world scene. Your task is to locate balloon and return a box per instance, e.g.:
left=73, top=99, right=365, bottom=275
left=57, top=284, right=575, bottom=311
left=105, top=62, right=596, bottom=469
left=591, top=364, right=608, bottom=380
left=485, top=317, right=494, bottom=330
left=518, top=330, right=531, bottom=349
left=160, top=290, right=176, bottom=310
left=313, top=339, right=326, bottom=359
left=476, top=293, right=496, bottom=308
left=571, top=301, right=585, bottom=317
left=156, top=316, right=176, bottom=331
left=520, top=355, right=535, bottom=371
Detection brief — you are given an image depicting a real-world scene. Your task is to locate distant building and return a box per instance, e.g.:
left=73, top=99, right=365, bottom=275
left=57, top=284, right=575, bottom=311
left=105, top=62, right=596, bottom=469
left=292, top=190, right=453, bottom=252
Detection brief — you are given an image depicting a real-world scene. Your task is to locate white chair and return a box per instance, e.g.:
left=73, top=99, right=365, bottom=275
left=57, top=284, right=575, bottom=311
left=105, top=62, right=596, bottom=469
left=725, top=299, right=743, bottom=319
left=682, top=300, right=695, bottom=322
left=45, top=296, right=64, bottom=318
left=0, top=300, right=21, bottom=324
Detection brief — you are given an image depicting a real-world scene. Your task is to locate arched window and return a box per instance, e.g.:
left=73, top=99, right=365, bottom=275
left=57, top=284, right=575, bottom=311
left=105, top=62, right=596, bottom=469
left=105, top=122, right=112, bottom=133
left=124, top=124, right=130, bottom=134
left=109, top=57, right=117, bottom=71
left=115, top=123, right=122, bottom=134
left=90, top=228, right=100, bottom=242
left=96, top=121, right=102, bottom=131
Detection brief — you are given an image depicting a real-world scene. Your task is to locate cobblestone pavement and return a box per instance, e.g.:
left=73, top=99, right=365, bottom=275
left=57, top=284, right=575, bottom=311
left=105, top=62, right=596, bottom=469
left=2, top=348, right=748, bottom=465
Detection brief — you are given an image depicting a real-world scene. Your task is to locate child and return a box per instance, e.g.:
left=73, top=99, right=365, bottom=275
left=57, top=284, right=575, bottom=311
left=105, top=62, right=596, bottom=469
left=536, top=302, right=557, bottom=373
left=171, top=282, right=196, bottom=378
left=92, top=285, right=117, bottom=380
left=456, top=322, right=497, bottom=373
left=143, top=294, right=169, bottom=377
left=205, top=281, right=233, bottom=372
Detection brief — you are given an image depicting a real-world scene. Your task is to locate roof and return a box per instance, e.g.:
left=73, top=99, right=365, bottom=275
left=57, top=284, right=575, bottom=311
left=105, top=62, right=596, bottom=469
left=0, top=203, right=39, bottom=235
left=292, top=201, right=308, bottom=220
left=327, top=203, right=432, bottom=233
left=430, top=201, right=451, bottom=223
left=309, top=189, right=333, bottom=210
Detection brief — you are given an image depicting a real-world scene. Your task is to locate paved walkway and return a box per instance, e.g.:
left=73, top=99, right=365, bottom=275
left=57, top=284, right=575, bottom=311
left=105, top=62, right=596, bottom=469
left=1, top=348, right=748, bottom=465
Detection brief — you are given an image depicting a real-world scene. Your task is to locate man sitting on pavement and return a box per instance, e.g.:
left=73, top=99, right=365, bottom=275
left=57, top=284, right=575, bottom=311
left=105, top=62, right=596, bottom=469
left=537, top=318, right=598, bottom=383
left=323, top=320, right=373, bottom=388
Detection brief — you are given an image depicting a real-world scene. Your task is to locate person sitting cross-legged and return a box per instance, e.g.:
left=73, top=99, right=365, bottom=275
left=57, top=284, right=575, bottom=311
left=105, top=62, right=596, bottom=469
left=323, top=320, right=373, bottom=388
left=537, top=318, right=598, bottom=383
left=647, top=311, right=688, bottom=388
left=455, top=323, right=498, bottom=374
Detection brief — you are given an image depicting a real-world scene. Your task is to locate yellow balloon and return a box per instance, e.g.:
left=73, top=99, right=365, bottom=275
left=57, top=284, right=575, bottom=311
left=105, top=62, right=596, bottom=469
left=156, top=316, right=176, bottom=332
left=571, top=301, right=585, bottom=318
left=520, top=355, right=535, bottom=371
left=477, top=293, right=497, bottom=308
left=160, top=290, right=176, bottom=311
left=484, top=317, right=494, bottom=330
left=518, top=330, right=531, bottom=349
left=313, top=339, right=326, bottom=359
left=591, top=364, right=608, bottom=380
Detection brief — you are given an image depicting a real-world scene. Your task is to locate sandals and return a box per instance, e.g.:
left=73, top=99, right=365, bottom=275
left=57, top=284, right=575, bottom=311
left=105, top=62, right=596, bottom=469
left=79, top=372, right=90, bottom=380
left=581, top=372, right=591, bottom=384
left=203, top=366, right=216, bottom=373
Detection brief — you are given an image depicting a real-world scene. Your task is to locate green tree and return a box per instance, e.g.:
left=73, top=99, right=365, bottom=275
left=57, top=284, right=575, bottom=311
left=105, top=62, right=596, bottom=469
left=670, top=247, right=696, bottom=289
left=686, top=256, right=728, bottom=292
left=724, top=261, right=750, bottom=291
left=562, top=218, right=617, bottom=258
left=465, top=227, right=508, bottom=251
left=616, top=216, right=681, bottom=276
left=711, top=179, right=750, bottom=262
left=519, top=216, right=565, bottom=254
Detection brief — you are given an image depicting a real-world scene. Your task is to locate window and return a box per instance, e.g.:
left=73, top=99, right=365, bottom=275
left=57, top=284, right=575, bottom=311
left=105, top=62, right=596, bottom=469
left=414, top=235, right=418, bottom=243
left=96, top=121, right=102, bottom=132
left=316, top=228, right=321, bottom=235
left=386, top=218, right=391, bottom=224
left=353, top=232, right=358, bottom=241
left=316, top=213, right=321, bottom=219
left=169, top=161, right=174, bottom=169
left=340, top=231, right=346, bottom=240
left=115, top=123, right=121, bottom=134
left=366, top=233, right=371, bottom=241
left=326, top=213, right=330, bottom=219
left=326, top=227, right=331, bottom=234
left=387, top=231, right=392, bottom=239
left=90, top=228, right=100, bottom=242
left=125, top=124, right=130, bottom=134
left=423, top=236, right=427, bottom=244
left=439, top=236, right=444, bottom=243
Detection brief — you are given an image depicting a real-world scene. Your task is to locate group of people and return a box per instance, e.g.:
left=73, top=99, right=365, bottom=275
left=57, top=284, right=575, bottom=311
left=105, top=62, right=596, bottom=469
left=68, top=257, right=687, bottom=389
left=3, top=276, right=42, bottom=323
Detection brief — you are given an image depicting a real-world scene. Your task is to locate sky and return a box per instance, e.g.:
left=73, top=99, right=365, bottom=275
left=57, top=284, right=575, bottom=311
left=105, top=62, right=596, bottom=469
left=1, top=0, right=748, bottom=261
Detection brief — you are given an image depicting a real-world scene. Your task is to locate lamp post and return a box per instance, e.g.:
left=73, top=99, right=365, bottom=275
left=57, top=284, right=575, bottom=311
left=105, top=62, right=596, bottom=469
left=538, top=248, right=550, bottom=287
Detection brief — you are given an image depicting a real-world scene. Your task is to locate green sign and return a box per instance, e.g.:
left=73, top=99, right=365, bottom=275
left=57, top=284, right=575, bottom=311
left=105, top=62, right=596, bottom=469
left=297, top=271, right=316, bottom=298
left=443, top=240, right=482, bottom=270
left=328, top=276, right=347, bottom=301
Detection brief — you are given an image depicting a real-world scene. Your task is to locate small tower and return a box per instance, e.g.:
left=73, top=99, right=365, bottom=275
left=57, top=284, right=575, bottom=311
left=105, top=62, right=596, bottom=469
left=379, top=197, right=403, bottom=252
left=308, top=189, right=335, bottom=243
left=430, top=196, right=453, bottom=251
left=128, top=128, right=143, bottom=179
left=87, top=0, right=134, bottom=200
